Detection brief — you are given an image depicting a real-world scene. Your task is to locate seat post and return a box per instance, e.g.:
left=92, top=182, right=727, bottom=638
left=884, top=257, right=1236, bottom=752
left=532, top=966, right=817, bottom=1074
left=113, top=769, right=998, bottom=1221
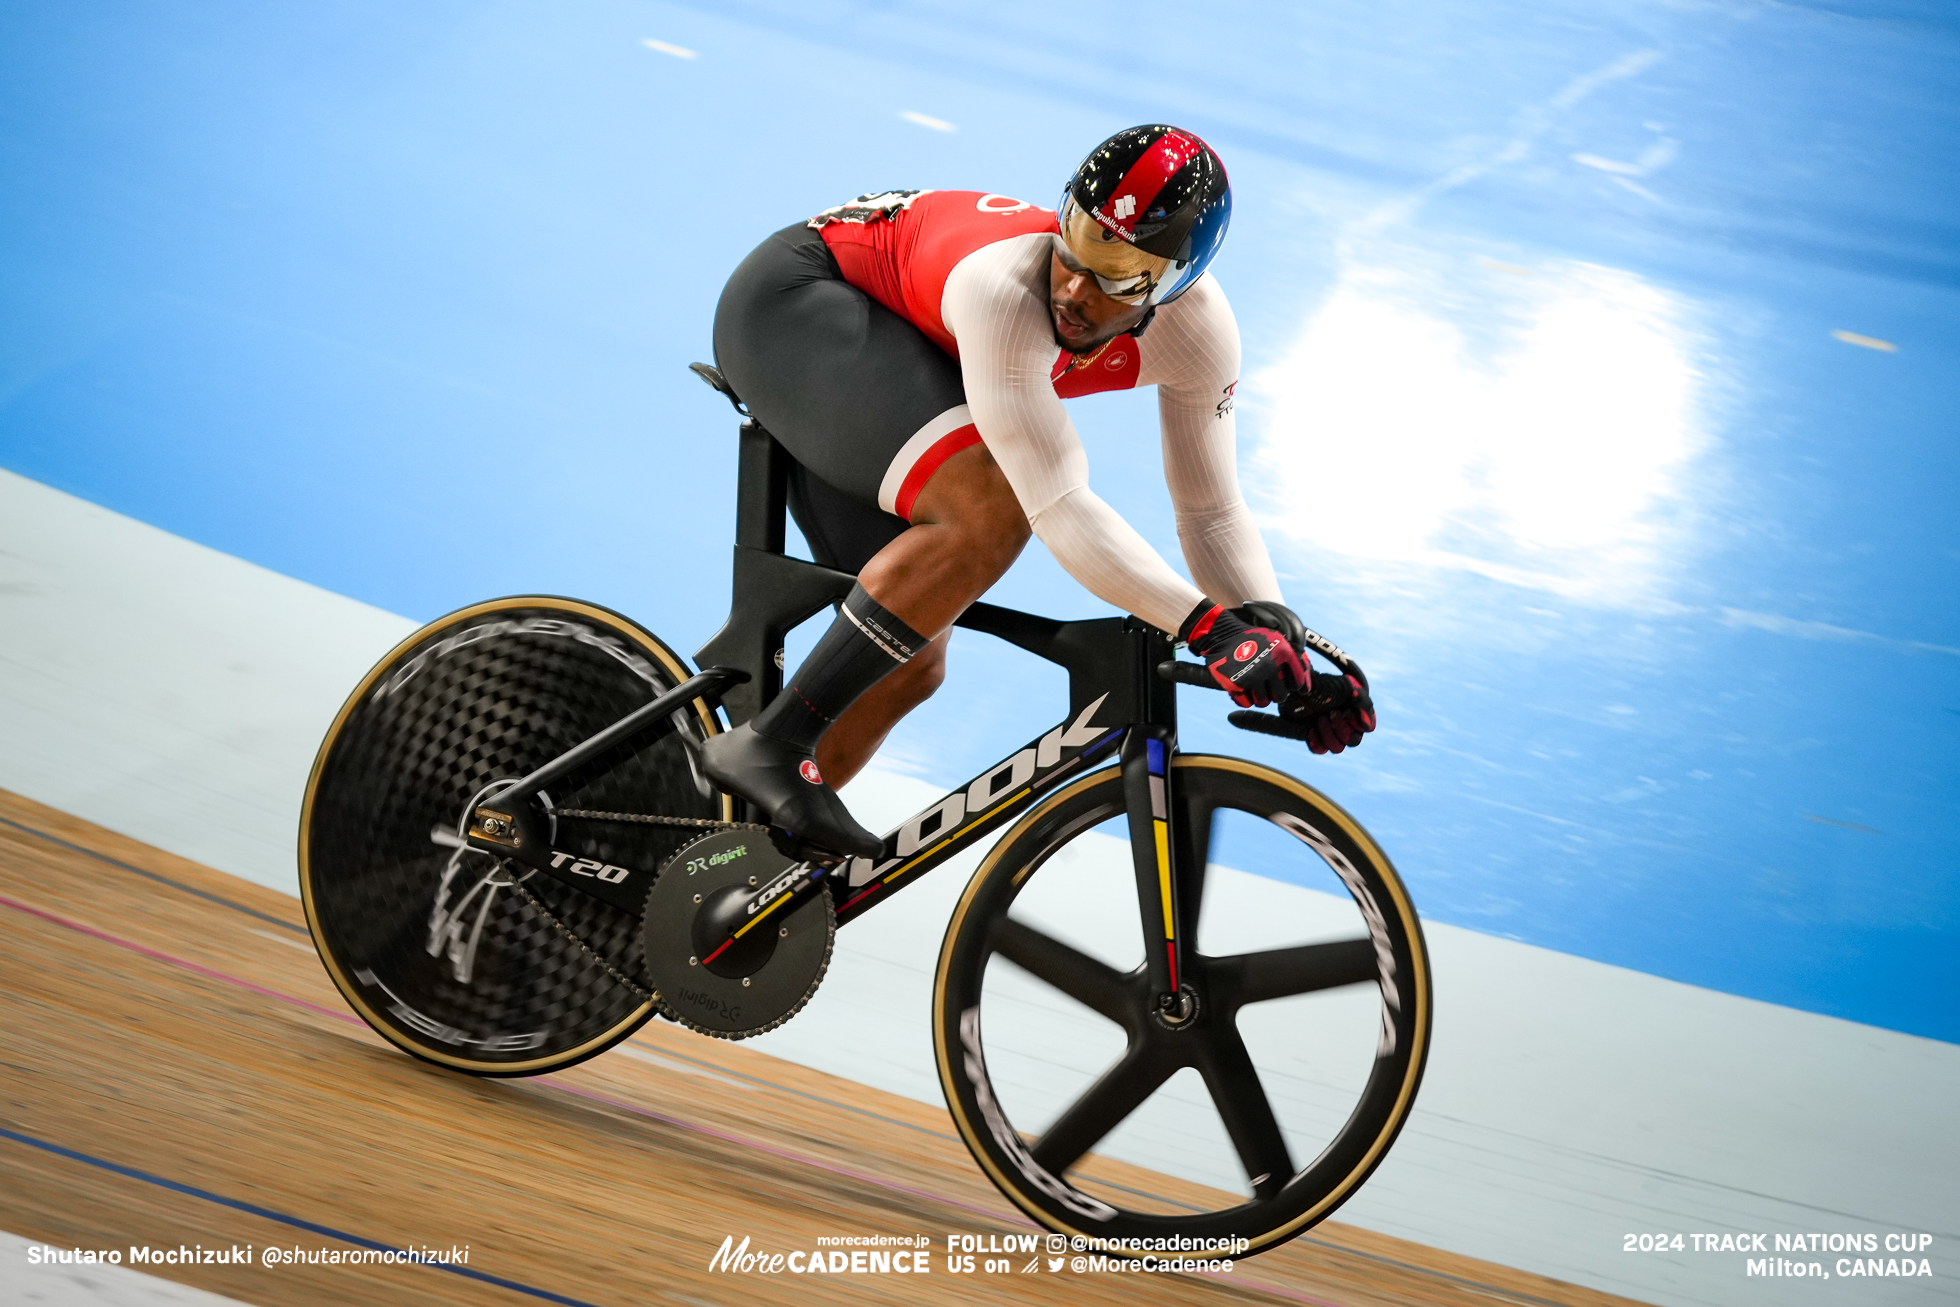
left=733, top=419, right=788, bottom=555
left=699, top=417, right=854, bottom=728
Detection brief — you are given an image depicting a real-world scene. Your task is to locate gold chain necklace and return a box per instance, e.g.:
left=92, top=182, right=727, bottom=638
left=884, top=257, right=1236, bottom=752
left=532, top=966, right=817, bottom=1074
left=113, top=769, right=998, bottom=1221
left=1067, top=336, right=1121, bottom=372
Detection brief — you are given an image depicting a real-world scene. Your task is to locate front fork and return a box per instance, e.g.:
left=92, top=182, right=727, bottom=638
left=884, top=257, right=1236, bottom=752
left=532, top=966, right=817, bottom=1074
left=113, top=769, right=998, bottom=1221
left=1121, top=726, right=1195, bottom=1021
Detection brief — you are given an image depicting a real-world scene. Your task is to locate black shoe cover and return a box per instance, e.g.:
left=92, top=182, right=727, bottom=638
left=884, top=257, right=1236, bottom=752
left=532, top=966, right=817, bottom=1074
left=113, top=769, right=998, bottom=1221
left=699, top=724, right=883, bottom=859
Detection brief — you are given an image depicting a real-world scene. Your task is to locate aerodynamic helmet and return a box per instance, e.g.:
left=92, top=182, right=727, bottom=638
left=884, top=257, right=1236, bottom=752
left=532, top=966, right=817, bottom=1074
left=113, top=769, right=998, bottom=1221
left=1059, top=124, right=1231, bottom=306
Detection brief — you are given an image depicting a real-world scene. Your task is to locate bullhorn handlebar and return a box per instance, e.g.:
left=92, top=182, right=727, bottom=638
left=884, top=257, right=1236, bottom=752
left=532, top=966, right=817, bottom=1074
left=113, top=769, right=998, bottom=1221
left=1156, top=625, right=1368, bottom=746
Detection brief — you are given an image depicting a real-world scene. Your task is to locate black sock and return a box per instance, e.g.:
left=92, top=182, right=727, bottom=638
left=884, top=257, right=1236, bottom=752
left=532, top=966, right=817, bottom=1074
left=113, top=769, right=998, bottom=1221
left=752, top=583, right=926, bottom=752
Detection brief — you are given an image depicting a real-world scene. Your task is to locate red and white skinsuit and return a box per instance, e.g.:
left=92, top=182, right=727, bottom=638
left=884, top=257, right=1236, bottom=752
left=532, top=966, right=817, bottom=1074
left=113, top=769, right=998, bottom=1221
left=813, top=189, right=1281, bottom=634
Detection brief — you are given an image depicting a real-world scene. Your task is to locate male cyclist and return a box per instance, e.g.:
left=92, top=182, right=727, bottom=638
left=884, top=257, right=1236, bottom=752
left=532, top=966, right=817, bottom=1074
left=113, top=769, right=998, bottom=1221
left=700, top=125, right=1373, bottom=858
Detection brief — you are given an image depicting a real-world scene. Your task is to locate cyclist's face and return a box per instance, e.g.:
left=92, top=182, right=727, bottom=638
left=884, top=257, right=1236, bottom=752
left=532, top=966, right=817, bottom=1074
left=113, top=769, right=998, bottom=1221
left=1049, top=250, right=1150, bottom=352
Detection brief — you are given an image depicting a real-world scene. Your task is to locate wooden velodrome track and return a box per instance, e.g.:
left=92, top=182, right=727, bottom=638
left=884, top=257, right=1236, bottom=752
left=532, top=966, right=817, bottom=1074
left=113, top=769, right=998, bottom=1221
left=0, top=788, right=1652, bottom=1307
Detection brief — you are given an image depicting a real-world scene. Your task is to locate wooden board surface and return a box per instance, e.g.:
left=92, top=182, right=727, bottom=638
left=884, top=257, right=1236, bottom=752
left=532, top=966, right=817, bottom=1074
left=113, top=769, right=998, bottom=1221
left=0, top=788, right=1654, bottom=1307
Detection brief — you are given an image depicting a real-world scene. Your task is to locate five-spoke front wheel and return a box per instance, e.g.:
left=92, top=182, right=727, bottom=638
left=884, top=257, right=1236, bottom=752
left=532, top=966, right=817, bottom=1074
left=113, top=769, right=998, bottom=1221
left=932, top=754, right=1430, bottom=1258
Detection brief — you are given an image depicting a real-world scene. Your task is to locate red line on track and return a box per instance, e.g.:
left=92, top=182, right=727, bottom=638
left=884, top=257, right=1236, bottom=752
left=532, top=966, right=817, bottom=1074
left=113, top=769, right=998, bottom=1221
left=0, top=892, right=354, bottom=1024
left=0, top=892, right=1022, bottom=1224
left=0, top=890, right=1354, bottom=1306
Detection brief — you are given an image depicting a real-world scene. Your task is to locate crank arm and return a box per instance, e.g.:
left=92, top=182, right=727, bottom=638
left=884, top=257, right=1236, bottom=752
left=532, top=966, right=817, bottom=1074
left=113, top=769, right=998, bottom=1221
left=696, top=859, right=834, bottom=971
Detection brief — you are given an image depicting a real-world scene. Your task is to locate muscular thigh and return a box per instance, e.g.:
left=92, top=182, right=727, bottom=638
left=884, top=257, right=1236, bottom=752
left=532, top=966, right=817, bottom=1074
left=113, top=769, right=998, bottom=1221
left=713, top=224, right=971, bottom=571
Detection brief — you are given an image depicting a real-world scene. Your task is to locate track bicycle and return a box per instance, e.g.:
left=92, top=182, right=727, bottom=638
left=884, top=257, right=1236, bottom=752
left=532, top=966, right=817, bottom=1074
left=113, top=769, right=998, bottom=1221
left=299, top=365, right=1431, bottom=1258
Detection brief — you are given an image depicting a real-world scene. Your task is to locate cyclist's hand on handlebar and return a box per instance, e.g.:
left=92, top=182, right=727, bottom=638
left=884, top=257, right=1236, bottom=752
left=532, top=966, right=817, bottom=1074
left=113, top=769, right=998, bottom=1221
left=1281, top=672, right=1377, bottom=754
left=1181, top=602, right=1307, bottom=708
left=1230, top=599, right=1308, bottom=653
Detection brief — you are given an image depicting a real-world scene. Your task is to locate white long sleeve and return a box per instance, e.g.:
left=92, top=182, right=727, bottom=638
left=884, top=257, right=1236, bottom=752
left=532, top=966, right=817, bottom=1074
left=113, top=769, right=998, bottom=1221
left=1136, top=276, right=1283, bottom=608
left=941, top=235, right=1279, bottom=634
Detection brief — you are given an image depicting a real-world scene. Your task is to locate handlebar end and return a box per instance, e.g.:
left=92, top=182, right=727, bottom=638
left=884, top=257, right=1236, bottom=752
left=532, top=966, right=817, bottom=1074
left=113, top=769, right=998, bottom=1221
left=1156, top=660, right=1218, bottom=688
left=1226, top=710, right=1318, bottom=743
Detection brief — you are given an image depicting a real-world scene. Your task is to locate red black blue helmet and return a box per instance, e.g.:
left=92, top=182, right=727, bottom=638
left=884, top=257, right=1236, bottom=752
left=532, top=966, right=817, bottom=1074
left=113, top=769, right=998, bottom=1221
left=1061, top=124, right=1231, bottom=305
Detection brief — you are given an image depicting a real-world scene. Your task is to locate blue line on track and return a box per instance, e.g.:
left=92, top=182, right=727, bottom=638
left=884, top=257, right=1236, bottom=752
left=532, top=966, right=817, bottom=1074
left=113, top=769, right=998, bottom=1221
left=0, top=1125, right=606, bottom=1307
left=0, top=813, right=307, bottom=934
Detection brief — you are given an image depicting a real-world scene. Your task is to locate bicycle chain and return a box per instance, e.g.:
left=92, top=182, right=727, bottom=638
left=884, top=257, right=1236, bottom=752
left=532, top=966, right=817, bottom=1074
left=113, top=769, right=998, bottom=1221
left=494, top=811, right=768, bottom=1008
left=552, top=808, right=767, bottom=832
left=497, top=811, right=764, bottom=1011
left=505, top=873, right=653, bottom=1003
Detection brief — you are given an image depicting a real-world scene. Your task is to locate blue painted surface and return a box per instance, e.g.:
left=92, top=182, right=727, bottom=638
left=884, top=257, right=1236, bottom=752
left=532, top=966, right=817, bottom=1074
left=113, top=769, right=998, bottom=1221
left=2, top=2, right=1954, bottom=1038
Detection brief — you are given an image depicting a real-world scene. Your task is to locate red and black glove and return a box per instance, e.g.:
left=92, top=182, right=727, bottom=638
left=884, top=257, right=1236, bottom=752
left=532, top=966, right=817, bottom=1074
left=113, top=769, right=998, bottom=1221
left=1180, top=602, right=1307, bottom=708
left=1279, top=672, right=1376, bottom=754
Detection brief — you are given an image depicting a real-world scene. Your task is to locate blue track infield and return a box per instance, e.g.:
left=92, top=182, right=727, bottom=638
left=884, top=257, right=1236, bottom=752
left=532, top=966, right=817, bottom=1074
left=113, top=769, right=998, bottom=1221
left=1, top=2, right=1955, bottom=1041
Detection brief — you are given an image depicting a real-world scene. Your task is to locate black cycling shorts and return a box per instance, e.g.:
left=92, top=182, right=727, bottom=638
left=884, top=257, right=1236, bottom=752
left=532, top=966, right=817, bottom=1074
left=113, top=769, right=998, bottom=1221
left=713, top=223, right=976, bottom=574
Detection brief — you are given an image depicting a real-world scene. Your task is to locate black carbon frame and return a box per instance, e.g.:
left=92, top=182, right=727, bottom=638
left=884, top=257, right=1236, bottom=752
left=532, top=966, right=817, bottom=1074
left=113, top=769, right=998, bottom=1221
left=466, top=417, right=1195, bottom=992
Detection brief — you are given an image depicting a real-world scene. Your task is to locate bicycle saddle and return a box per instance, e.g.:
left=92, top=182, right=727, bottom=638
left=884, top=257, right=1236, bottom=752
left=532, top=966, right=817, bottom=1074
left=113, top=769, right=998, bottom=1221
left=688, top=361, right=749, bottom=416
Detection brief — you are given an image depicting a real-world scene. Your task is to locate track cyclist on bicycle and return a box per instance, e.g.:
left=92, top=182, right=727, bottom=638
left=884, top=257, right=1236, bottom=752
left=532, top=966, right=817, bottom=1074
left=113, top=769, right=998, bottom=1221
left=700, top=125, right=1375, bottom=859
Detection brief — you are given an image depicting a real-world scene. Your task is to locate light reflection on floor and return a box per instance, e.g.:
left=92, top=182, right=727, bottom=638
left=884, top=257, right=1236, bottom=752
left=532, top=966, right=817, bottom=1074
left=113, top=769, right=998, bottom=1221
left=0, top=0, right=1953, bottom=1044
left=1254, top=251, right=1706, bottom=607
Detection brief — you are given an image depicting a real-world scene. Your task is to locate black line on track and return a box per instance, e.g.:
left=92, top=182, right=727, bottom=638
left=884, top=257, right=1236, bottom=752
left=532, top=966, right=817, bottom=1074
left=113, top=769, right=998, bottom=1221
left=2, top=806, right=1219, bottom=1223
left=0, top=813, right=307, bottom=933
left=0, top=1125, right=607, bottom=1307
left=6, top=807, right=1532, bottom=1283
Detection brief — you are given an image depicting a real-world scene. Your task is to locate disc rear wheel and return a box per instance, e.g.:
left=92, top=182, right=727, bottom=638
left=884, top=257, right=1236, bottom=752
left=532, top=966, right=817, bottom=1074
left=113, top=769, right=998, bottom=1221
left=300, top=596, right=727, bottom=1075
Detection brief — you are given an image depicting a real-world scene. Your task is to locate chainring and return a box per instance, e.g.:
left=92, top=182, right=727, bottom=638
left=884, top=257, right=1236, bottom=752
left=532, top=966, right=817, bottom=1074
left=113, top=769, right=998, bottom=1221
left=643, top=829, right=833, bottom=1039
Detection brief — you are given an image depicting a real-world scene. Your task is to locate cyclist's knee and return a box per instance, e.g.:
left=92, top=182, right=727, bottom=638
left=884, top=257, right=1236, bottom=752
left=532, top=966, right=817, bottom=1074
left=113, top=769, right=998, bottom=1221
left=968, top=501, right=1030, bottom=576
left=983, top=492, right=1033, bottom=554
